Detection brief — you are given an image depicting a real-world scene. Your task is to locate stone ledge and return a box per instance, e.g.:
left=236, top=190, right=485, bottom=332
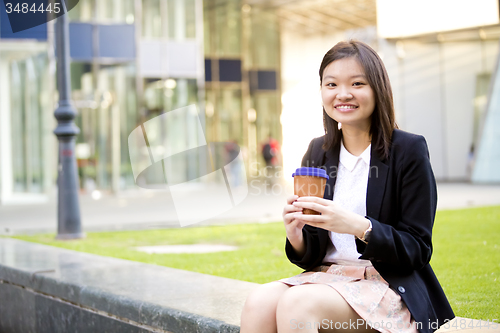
left=0, top=238, right=258, bottom=333
left=1, top=238, right=497, bottom=333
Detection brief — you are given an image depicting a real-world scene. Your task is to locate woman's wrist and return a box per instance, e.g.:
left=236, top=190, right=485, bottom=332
left=352, top=214, right=371, bottom=239
left=287, top=233, right=305, bottom=257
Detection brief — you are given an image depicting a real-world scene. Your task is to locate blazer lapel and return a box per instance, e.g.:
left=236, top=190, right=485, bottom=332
left=322, top=140, right=340, bottom=201
left=366, top=144, right=389, bottom=221
left=321, top=139, right=389, bottom=222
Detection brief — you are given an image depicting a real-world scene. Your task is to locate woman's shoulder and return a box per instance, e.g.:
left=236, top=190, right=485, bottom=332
left=390, top=129, right=431, bottom=163
left=305, top=135, right=327, bottom=152
left=392, top=128, right=426, bottom=144
left=310, top=135, right=326, bottom=144
left=391, top=129, right=429, bottom=150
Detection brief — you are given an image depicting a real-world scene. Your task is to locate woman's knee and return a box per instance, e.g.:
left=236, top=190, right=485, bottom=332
left=276, top=284, right=317, bottom=317
left=243, top=282, right=289, bottom=313
left=241, top=282, right=290, bottom=332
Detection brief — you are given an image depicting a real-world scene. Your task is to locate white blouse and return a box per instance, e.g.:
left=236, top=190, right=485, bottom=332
left=323, top=140, right=371, bottom=263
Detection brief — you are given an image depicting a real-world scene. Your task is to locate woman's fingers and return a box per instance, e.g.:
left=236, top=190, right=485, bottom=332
left=285, top=204, right=303, bottom=214
left=293, top=201, right=325, bottom=214
left=293, top=211, right=323, bottom=222
left=296, top=196, right=328, bottom=204
left=283, top=195, right=302, bottom=222
left=289, top=217, right=304, bottom=228
left=286, top=195, right=299, bottom=204
left=284, top=211, right=301, bottom=225
left=286, top=215, right=305, bottom=239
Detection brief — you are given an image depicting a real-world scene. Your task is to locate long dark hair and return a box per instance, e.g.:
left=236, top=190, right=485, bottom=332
left=319, top=40, right=398, bottom=161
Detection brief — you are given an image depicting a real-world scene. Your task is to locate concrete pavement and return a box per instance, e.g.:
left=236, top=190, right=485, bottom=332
left=1, top=180, right=499, bottom=235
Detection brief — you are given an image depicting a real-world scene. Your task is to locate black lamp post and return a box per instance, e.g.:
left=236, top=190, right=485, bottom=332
left=54, top=7, right=84, bottom=240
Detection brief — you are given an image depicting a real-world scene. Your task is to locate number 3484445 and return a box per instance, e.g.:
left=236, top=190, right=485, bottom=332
left=5, top=2, right=61, bottom=14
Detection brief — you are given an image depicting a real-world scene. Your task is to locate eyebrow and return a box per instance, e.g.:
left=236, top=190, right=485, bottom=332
left=323, top=75, right=367, bottom=80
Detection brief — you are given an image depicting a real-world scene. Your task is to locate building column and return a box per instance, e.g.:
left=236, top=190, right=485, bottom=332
left=174, top=0, right=186, bottom=40
left=241, top=5, right=255, bottom=177
left=0, top=60, right=13, bottom=203
left=195, top=0, right=206, bottom=181
left=472, top=46, right=500, bottom=183
left=0, top=60, right=13, bottom=204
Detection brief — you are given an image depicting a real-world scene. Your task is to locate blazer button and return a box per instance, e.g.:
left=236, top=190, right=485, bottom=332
left=398, top=286, right=406, bottom=294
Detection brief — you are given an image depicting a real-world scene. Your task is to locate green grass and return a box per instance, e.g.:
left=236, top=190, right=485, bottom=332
left=430, top=206, right=500, bottom=319
left=11, top=223, right=303, bottom=284
left=9, top=205, right=500, bottom=319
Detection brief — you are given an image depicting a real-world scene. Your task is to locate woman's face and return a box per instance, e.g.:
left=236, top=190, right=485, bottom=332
left=321, top=57, right=375, bottom=131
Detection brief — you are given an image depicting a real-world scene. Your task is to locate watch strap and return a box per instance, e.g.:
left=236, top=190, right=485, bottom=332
left=359, top=219, right=372, bottom=244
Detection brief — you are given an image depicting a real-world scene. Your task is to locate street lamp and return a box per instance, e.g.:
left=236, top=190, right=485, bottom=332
left=54, top=6, right=84, bottom=239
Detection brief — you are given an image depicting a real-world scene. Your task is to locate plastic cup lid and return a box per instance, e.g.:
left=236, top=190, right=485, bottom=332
left=292, top=167, right=329, bottom=179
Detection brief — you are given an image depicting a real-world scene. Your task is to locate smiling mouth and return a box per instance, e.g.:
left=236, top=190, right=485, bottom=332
left=335, top=105, right=358, bottom=112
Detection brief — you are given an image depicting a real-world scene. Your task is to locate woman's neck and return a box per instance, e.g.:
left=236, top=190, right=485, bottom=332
left=341, top=125, right=371, bottom=157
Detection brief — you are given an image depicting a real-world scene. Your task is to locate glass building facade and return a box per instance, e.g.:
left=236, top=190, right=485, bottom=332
left=0, top=0, right=54, bottom=202
left=204, top=0, right=281, bottom=177
left=2, top=0, right=500, bottom=205
left=0, top=0, right=282, bottom=203
left=9, top=53, right=52, bottom=193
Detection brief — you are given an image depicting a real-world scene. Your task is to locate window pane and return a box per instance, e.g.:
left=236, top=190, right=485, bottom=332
left=167, top=0, right=177, bottom=39
left=97, top=0, right=134, bottom=23
left=168, top=0, right=198, bottom=40
left=68, top=0, right=93, bottom=21
left=214, top=0, right=241, bottom=57
left=249, top=11, right=279, bottom=68
left=9, top=53, right=48, bottom=193
left=218, top=88, right=242, bottom=143
left=142, top=0, right=162, bottom=38
left=185, top=0, right=196, bottom=39
left=26, top=58, right=43, bottom=192
left=10, top=61, right=27, bottom=192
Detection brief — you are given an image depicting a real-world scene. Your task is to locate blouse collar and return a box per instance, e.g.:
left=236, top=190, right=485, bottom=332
left=339, top=139, right=371, bottom=172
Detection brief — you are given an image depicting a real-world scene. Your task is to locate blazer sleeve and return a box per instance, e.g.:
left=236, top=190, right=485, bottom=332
left=285, top=137, right=327, bottom=270
left=358, top=135, right=437, bottom=273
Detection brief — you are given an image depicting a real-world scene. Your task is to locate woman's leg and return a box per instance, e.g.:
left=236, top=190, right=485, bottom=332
left=276, top=284, right=377, bottom=333
left=240, top=281, right=291, bottom=333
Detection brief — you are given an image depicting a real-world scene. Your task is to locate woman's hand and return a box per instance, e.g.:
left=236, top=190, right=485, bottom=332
left=292, top=196, right=370, bottom=238
left=283, top=195, right=306, bottom=256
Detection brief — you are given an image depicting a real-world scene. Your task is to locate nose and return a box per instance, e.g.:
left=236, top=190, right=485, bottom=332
left=336, top=87, right=353, bottom=100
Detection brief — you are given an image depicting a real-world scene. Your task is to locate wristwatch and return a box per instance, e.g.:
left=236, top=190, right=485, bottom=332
left=359, top=219, right=372, bottom=244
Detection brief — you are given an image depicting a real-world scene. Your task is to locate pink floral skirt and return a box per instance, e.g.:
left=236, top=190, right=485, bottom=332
left=278, top=259, right=418, bottom=333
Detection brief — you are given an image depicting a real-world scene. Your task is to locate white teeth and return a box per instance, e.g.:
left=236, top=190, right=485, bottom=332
left=336, top=105, right=357, bottom=110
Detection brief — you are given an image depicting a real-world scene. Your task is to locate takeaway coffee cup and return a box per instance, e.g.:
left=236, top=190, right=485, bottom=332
left=292, top=167, right=329, bottom=215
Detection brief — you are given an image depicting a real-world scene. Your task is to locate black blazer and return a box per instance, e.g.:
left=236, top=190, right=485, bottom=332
left=286, top=129, right=454, bottom=333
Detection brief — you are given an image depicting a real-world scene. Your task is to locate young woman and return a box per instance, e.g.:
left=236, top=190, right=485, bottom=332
left=240, top=40, right=454, bottom=333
